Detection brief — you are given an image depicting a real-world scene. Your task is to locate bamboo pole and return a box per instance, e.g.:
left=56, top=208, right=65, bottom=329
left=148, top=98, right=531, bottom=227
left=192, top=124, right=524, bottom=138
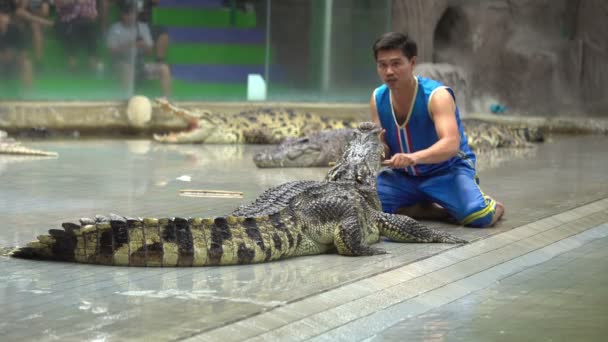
left=179, top=189, right=244, bottom=198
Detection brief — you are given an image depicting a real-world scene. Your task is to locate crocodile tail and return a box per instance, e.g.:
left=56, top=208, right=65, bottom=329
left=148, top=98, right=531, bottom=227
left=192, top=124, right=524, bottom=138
left=9, top=226, right=78, bottom=261
left=0, top=145, right=58, bottom=157
left=9, top=213, right=302, bottom=266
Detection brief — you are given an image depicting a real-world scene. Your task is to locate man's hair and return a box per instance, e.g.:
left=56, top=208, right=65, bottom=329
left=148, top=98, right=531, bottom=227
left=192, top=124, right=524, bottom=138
left=373, top=32, right=417, bottom=60
left=119, top=1, right=136, bottom=15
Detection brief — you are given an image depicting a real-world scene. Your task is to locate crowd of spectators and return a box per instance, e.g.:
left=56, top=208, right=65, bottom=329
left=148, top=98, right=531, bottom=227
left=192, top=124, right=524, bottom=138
left=0, top=0, right=171, bottom=97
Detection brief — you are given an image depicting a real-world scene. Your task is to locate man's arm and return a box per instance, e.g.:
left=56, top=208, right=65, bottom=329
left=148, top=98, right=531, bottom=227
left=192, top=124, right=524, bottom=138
left=15, top=0, right=53, bottom=26
left=382, top=88, right=460, bottom=168
left=411, top=88, right=460, bottom=164
left=370, top=92, right=390, bottom=159
left=136, top=22, right=154, bottom=55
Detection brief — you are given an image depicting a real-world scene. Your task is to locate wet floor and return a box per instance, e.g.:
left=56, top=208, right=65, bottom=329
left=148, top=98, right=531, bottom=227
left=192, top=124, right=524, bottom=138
left=1, top=134, right=607, bottom=341
left=372, top=232, right=608, bottom=342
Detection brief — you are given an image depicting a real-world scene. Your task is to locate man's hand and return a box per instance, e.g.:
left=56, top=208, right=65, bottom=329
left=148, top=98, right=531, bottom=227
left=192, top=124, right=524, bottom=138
left=381, top=152, right=418, bottom=168
left=378, top=129, right=391, bottom=160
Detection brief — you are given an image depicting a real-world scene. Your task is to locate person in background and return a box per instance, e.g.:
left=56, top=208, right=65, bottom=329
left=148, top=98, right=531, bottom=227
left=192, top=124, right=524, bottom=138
left=132, top=0, right=167, bottom=62
left=54, top=0, right=102, bottom=73
left=25, top=0, right=51, bottom=63
left=1, top=1, right=52, bottom=64
left=106, top=2, right=171, bottom=97
left=370, top=32, right=505, bottom=228
left=0, top=0, right=37, bottom=89
left=6, top=0, right=52, bottom=27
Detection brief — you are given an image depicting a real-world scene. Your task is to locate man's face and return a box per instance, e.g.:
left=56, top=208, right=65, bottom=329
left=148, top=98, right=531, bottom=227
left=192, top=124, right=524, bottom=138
left=376, top=49, right=415, bottom=89
left=121, top=11, right=136, bottom=26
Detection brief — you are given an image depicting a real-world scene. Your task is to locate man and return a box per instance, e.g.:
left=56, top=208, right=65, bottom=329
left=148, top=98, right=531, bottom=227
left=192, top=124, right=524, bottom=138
left=136, top=0, right=168, bottom=63
left=54, top=0, right=101, bottom=72
left=25, top=0, right=52, bottom=63
left=0, top=1, right=33, bottom=89
left=106, top=2, right=171, bottom=97
left=370, top=32, right=504, bottom=228
left=103, top=0, right=168, bottom=61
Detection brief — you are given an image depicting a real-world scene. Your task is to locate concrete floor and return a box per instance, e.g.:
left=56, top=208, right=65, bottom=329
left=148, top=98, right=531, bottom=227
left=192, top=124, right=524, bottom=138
left=372, top=231, right=608, bottom=342
left=0, top=134, right=607, bottom=341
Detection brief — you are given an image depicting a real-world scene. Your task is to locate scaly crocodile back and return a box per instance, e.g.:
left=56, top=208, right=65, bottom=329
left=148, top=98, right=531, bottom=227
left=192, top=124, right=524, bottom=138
left=154, top=99, right=358, bottom=144
left=231, top=180, right=320, bottom=217
left=0, top=131, right=58, bottom=157
left=0, top=144, right=59, bottom=157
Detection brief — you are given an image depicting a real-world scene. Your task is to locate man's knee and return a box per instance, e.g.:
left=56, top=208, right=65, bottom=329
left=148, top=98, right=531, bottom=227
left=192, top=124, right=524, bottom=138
left=462, top=200, right=504, bottom=228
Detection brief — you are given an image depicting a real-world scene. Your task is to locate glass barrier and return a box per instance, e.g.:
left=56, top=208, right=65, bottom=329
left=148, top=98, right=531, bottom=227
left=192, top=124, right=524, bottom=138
left=0, top=0, right=390, bottom=103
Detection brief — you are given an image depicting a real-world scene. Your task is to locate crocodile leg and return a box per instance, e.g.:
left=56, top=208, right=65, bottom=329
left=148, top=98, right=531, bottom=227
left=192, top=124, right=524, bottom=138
left=373, top=210, right=467, bottom=244
left=333, top=210, right=386, bottom=256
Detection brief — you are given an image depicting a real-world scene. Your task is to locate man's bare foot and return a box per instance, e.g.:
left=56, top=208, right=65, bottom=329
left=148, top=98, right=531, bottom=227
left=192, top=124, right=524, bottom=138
left=490, top=200, right=505, bottom=226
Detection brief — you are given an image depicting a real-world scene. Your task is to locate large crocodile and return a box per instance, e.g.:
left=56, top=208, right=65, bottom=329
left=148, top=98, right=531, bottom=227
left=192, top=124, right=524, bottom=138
left=254, top=119, right=544, bottom=168
left=5, top=122, right=465, bottom=266
left=153, top=99, right=357, bottom=144
left=0, top=130, right=58, bottom=157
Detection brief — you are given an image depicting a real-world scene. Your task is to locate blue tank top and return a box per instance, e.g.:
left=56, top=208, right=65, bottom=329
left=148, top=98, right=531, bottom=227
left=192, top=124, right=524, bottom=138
left=374, top=76, right=475, bottom=176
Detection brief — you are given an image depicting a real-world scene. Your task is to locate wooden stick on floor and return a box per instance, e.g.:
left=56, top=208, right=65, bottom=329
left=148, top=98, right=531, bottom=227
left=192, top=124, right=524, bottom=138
left=179, top=189, right=244, bottom=198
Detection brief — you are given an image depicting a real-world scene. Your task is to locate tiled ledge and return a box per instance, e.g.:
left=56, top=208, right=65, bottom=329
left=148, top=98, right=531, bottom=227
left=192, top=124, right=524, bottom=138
left=189, top=198, right=608, bottom=341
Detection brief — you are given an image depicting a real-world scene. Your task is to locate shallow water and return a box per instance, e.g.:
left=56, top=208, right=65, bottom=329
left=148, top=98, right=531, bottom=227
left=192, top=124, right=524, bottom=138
left=0, top=135, right=607, bottom=340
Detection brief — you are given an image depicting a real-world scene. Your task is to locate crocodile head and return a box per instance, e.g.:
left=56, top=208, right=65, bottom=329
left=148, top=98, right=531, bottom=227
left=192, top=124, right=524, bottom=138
left=253, top=128, right=356, bottom=168
left=153, top=99, right=224, bottom=144
left=153, top=113, right=220, bottom=144
left=325, top=122, right=384, bottom=186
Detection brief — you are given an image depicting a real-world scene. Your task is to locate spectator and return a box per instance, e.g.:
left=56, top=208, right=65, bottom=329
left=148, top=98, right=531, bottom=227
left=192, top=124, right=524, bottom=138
left=98, top=0, right=116, bottom=34
left=1, top=1, right=53, bottom=64
left=8, top=0, right=53, bottom=27
left=0, top=1, right=34, bottom=89
left=136, top=0, right=168, bottom=62
left=103, top=1, right=168, bottom=61
left=107, top=2, right=171, bottom=97
left=54, top=0, right=102, bottom=73
left=26, top=0, right=51, bottom=63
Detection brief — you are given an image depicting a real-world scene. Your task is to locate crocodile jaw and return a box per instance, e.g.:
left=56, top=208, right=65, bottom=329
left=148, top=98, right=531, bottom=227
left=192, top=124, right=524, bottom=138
left=153, top=123, right=217, bottom=144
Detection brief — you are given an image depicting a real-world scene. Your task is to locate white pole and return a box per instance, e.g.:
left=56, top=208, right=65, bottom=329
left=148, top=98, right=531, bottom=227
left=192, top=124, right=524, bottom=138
left=321, top=0, right=333, bottom=93
left=385, top=0, right=392, bottom=32
left=264, top=0, right=271, bottom=88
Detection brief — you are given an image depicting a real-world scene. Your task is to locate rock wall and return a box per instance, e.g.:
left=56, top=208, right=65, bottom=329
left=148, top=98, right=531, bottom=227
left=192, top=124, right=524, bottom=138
left=391, top=0, right=608, bottom=116
left=415, top=63, right=470, bottom=114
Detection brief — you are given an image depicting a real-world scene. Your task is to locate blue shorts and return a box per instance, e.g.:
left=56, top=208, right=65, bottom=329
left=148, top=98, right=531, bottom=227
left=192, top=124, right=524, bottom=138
left=377, top=163, right=497, bottom=228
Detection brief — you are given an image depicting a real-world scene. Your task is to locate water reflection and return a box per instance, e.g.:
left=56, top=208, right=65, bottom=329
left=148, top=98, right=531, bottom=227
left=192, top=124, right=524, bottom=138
left=2, top=135, right=608, bottom=340
left=475, top=146, right=538, bottom=172
left=2, top=255, right=326, bottom=338
left=0, top=155, right=57, bottom=176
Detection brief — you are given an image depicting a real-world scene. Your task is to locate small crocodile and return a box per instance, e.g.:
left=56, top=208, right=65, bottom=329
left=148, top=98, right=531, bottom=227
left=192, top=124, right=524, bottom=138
left=6, top=122, right=465, bottom=266
left=254, top=128, right=356, bottom=168
left=153, top=99, right=357, bottom=144
left=0, top=130, right=58, bottom=157
left=253, top=119, right=544, bottom=168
